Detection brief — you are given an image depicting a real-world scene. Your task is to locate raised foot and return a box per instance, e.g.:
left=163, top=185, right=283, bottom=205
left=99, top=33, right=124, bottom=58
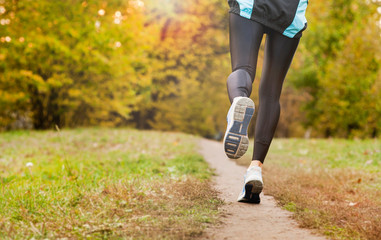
left=223, top=97, right=255, bottom=159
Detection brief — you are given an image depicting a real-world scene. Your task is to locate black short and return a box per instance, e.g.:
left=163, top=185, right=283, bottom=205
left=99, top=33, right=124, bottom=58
left=228, top=0, right=308, bottom=38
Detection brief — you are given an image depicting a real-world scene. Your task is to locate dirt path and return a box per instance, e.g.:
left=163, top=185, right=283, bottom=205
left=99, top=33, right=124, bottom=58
left=199, top=139, right=326, bottom=240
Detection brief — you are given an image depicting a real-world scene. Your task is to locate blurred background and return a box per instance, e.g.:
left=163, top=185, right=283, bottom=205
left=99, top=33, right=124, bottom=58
left=0, top=0, right=380, bottom=139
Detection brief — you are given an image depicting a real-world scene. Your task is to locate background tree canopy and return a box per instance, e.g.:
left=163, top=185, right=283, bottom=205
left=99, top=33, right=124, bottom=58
left=0, top=0, right=380, bottom=138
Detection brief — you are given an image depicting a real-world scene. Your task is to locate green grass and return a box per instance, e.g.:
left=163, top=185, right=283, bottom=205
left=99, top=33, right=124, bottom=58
left=237, top=138, right=381, bottom=240
left=269, top=138, right=380, bottom=170
left=0, top=128, right=222, bottom=239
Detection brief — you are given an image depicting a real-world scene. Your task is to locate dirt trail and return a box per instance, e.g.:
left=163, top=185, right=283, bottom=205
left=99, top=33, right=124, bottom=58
left=199, top=139, right=327, bottom=240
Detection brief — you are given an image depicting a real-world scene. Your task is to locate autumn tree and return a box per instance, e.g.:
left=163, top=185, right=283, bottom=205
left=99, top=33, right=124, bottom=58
left=0, top=0, right=149, bottom=129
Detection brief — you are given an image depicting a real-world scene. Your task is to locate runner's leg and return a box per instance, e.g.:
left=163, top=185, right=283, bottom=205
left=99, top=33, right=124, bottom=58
left=227, top=13, right=264, bottom=103
left=252, top=28, right=300, bottom=163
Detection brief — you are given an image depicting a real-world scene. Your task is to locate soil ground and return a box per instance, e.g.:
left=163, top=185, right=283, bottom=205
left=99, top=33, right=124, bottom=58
left=199, top=139, right=327, bottom=240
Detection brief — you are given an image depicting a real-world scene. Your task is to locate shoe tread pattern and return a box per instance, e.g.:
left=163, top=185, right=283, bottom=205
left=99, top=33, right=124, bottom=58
left=224, top=98, right=254, bottom=159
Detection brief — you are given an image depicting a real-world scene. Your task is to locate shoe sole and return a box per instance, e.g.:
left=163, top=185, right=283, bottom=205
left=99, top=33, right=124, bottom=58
left=238, top=180, right=263, bottom=204
left=223, top=98, right=255, bottom=159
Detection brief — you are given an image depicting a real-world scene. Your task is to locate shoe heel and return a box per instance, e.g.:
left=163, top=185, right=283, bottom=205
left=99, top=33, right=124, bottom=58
left=244, top=183, right=261, bottom=204
left=247, top=180, right=263, bottom=194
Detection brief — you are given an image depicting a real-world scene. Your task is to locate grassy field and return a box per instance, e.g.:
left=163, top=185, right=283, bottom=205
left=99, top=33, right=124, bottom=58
left=238, top=138, right=381, bottom=240
left=2, top=128, right=380, bottom=239
left=0, top=128, right=222, bottom=239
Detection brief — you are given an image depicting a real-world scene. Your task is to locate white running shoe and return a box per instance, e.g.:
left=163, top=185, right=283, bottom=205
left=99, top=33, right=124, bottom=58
left=223, top=97, right=255, bottom=159
left=237, top=166, right=263, bottom=203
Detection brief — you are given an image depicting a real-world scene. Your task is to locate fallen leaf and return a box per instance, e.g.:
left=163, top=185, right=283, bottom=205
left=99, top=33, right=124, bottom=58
left=299, top=149, right=309, bottom=155
left=365, top=160, right=373, bottom=165
left=298, top=159, right=306, bottom=165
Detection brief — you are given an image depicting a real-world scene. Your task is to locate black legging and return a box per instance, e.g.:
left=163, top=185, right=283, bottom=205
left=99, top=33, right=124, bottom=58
left=227, top=13, right=300, bottom=163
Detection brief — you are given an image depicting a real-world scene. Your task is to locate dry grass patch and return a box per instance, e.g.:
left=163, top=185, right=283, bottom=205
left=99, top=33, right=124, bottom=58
left=237, top=138, right=380, bottom=240
left=264, top=166, right=381, bottom=239
left=0, top=128, right=222, bottom=239
left=1, top=178, right=221, bottom=239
